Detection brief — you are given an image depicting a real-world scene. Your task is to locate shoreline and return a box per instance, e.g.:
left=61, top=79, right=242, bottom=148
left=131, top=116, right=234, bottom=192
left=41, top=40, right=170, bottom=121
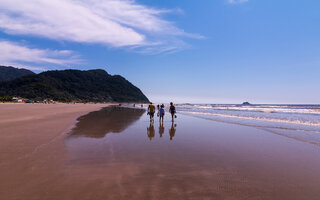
left=1, top=104, right=320, bottom=199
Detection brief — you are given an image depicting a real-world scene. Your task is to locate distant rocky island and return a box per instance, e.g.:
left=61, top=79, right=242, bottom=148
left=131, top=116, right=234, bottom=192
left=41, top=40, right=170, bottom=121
left=0, top=66, right=149, bottom=103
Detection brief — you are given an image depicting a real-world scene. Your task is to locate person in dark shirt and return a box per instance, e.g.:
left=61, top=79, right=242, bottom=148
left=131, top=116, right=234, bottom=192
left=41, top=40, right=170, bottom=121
left=169, top=102, right=176, bottom=122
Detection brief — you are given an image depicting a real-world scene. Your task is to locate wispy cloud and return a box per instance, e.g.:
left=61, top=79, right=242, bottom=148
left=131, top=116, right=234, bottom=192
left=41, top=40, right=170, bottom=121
left=227, top=0, right=249, bottom=4
left=0, top=0, right=202, bottom=53
left=0, top=40, right=82, bottom=70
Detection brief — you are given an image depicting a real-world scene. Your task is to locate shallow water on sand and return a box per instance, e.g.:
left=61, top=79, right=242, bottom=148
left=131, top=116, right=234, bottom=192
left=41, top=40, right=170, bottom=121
left=63, top=106, right=320, bottom=200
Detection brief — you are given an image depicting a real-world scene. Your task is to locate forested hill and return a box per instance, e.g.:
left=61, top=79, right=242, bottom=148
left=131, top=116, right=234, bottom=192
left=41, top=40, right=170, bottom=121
left=0, top=66, right=35, bottom=82
left=0, top=69, right=149, bottom=102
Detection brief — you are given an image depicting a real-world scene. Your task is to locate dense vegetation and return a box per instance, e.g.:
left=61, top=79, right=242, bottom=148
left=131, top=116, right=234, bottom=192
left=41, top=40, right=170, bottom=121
left=0, top=66, right=35, bottom=82
left=0, top=96, right=14, bottom=102
left=0, top=69, right=149, bottom=102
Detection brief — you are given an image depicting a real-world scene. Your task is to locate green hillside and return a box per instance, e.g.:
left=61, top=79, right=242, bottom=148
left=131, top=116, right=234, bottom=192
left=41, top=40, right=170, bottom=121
left=0, top=66, right=35, bottom=82
left=0, top=69, right=149, bottom=102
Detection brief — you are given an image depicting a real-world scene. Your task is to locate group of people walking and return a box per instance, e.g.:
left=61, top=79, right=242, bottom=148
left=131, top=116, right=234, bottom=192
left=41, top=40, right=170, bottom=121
left=147, top=102, right=177, bottom=122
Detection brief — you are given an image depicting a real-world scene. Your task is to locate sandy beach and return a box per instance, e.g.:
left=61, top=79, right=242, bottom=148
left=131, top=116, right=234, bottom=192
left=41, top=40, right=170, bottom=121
left=1, top=105, right=320, bottom=200
left=0, top=103, right=106, bottom=199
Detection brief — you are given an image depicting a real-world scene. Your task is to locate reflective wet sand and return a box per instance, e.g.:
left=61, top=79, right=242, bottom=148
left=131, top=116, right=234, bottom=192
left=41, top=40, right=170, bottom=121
left=1, top=106, right=320, bottom=199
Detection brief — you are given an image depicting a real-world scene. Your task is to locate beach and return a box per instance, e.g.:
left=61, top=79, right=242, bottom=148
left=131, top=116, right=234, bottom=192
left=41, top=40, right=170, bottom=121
left=1, top=104, right=320, bottom=200
left=0, top=103, right=105, bottom=199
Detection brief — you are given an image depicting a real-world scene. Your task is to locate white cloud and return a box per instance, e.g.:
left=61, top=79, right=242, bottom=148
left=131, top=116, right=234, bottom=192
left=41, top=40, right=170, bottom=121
left=0, top=0, right=202, bottom=53
left=0, top=40, right=82, bottom=69
left=228, top=0, right=249, bottom=4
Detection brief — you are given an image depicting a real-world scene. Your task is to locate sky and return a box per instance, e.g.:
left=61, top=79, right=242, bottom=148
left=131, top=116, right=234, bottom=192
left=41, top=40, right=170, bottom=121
left=0, top=0, right=319, bottom=104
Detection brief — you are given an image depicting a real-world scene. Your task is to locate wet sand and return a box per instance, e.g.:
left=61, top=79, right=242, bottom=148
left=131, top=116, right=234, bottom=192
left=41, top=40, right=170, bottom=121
left=1, top=106, right=320, bottom=199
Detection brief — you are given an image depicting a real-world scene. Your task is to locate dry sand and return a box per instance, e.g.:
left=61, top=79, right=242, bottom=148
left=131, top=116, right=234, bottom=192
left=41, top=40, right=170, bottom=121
left=0, top=103, right=107, bottom=199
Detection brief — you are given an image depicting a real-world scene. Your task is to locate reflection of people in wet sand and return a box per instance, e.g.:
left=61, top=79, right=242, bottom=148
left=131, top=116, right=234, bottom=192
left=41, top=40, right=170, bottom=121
left=169, top=122, right=177, bottom=140
left=147, top=122, right=155, bottom=140
left=159, top=121, right=164, bottom=138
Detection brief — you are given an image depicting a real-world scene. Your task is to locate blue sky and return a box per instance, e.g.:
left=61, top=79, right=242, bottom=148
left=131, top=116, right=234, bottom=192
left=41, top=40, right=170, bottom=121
left=0, top=0, right=319, bottom=104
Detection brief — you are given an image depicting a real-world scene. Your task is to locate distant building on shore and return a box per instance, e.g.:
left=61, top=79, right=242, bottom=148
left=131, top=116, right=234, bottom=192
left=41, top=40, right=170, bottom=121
left=12, top=97, right=25, bottom=103
left=71, top=100, right=81, bottom=104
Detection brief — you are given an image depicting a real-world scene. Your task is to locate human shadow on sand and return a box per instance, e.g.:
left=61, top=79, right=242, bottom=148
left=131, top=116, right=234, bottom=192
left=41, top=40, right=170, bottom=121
left=68, top=106, right=145, bottom=138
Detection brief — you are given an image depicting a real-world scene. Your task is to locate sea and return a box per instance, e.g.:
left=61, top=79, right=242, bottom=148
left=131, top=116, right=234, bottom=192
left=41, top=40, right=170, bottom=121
left=175, top=104, right=320, bottom=131
left=170, top=104, right=320, bottom=146
left=131, top=103, right=320, bottom=145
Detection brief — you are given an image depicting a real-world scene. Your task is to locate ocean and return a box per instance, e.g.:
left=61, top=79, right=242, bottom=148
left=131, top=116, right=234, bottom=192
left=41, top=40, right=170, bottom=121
left=135, top=103, right=320, bottom=145
left=173, top=104, right=320, bottom=132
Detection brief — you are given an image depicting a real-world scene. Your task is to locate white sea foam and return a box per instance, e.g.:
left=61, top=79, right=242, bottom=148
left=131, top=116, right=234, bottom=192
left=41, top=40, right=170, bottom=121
left=179, top=111, right=320, bottom=127
left=177, top=104, right=320, bottom=115
left=175, top=104, right=320, bottom=131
